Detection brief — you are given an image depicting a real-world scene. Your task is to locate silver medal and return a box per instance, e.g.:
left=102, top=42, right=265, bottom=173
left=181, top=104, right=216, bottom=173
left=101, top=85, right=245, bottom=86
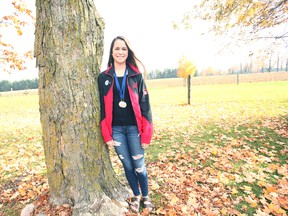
left=119, top=101, right=127, bottom=108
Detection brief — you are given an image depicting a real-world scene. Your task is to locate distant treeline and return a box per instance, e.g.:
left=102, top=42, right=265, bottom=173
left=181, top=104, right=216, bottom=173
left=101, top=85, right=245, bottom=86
left=0, top=69, right=178, bottom=92
left=0, top=78, right=38, bottom=92
left=2, top=66, right=285, bottom=92
left=0, top=68, right=177, bottom=92
left=147, top=68, right=178, bottom=79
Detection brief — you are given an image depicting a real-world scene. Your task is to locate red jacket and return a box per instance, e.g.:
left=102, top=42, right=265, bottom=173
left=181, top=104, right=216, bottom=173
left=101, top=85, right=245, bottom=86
left=98, top=64, right=153, bottom=144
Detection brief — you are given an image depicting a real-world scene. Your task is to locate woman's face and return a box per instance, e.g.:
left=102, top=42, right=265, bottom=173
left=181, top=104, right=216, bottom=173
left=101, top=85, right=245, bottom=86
left=112, top=39, right=128, bottom=65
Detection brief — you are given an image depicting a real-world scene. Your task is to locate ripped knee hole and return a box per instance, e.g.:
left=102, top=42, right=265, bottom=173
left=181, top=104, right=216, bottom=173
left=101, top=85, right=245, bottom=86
left=135, top=166, right=145, bottom=173
left=132, top=154, right=143, bottom=160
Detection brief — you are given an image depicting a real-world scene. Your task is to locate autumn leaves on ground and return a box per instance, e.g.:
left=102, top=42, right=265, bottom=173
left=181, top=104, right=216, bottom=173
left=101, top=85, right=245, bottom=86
left=0, top=82, right=288, bottom=216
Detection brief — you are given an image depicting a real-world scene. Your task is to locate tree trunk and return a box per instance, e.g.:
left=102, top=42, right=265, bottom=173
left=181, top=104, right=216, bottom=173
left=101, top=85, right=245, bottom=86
left=34, top=0, right=129, bottom=215
left=277, top=52, right=279, bottom=72
left=187, top=75, right=191, bottom=105
left=268, top=55, right=272, bottom=72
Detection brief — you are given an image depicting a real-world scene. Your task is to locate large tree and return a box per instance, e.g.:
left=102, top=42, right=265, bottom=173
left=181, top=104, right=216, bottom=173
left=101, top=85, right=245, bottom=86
left=34, top=0, right=129, bottom=215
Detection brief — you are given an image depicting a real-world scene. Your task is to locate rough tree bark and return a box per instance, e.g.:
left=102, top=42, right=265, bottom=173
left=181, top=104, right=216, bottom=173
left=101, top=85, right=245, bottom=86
left=34, top=0, right=129, bottom=215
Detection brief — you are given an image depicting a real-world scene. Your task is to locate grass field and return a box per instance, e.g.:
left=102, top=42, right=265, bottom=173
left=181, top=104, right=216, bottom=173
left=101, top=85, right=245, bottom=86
left=0, top=81, right=287, bottom=215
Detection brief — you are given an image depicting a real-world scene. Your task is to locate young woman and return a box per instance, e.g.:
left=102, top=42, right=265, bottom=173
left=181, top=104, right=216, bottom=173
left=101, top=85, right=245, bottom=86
left=98, top=36, right=154, bottom=213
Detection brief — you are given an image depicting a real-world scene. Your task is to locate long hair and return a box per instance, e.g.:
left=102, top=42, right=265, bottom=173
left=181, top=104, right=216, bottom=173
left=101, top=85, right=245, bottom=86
left=107, top=36, right=145, bottom=72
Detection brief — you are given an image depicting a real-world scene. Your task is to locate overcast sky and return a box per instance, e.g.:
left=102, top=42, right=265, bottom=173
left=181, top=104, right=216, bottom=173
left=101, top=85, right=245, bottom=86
left=1, top=0, right=248, bottom=81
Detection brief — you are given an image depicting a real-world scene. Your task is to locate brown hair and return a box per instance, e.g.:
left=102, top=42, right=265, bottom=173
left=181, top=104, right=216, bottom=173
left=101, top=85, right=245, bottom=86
left=107, top=36, right=145, bottom=72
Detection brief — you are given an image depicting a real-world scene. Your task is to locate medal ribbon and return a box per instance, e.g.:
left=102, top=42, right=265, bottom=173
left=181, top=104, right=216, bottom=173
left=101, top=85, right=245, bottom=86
left=114, top=68, right=127, bottom=101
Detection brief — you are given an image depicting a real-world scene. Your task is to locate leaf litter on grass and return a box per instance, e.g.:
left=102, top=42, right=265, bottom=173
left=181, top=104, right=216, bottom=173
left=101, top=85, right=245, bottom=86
left=1, top=86, right=288, bottom=216
left=146, top=101, right=288, bottom=216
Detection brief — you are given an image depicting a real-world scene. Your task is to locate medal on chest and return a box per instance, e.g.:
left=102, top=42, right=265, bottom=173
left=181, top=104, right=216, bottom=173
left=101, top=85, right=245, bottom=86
left=114, top=68, right=128, bottom=109
left=119, top=100, right=127, bottom=108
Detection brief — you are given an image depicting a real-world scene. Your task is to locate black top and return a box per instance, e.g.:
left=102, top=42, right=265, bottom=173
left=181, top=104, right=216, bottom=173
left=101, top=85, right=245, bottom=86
left=112, top=76, right=137, bottom=126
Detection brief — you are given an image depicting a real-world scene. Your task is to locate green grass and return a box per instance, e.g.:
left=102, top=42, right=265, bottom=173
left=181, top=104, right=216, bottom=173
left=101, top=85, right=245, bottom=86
left=0, top=81, right=288, bottom=215
left=147, top=82, right=288, bottom=215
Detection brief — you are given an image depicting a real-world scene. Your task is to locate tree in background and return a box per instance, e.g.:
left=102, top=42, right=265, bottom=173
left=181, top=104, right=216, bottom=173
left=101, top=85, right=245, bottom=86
left=173, top=0, right=287, bottom=76
left=34, top=0, right=128, bottom=215
left=148, top=68, right=177, bottom=79
left=178, top=0, right=288, bottom=40
left=0, top=80, right=11, bottom=92
left=177, top=55, right=197, bottom=105
left=201, top=66, right=220, bottom=76
left=0, top=0, right=34, bottom=72
left=0, top=78, right=38, bottom=92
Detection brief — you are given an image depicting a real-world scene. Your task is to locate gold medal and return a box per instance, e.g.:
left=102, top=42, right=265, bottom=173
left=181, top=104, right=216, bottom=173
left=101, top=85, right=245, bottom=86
left=119, top=101, right=127, bottom=108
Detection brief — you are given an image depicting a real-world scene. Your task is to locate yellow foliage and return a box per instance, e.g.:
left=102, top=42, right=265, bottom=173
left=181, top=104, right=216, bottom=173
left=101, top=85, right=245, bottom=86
left=247, top=7, right=255, bottom=17
left=177, top=55, right=197, bottom=78
left=17, top=29, right=23, bottom=36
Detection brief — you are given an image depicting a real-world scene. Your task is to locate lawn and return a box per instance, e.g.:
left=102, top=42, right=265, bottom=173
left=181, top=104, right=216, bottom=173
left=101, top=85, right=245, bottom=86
left=0, top=81, right=287, bottom=216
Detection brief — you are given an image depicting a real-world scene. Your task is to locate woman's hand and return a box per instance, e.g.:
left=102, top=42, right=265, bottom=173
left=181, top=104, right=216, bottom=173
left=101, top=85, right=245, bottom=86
left=141, top=143, right=149, bottom=149
left=106, top=140, right=114, bottom=149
